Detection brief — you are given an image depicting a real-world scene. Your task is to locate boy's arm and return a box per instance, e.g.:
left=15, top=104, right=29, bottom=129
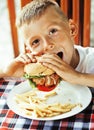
left=73, top=72, right=94, bottom=87
left=3, top=60, right=24, bottom=77
left=0, top=68, right=6, bottom=78
left=3, top=53, right=36, bottom=78
left=39, top=54, right=94, bottom=88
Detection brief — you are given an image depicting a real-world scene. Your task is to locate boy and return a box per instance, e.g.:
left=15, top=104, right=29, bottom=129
left=2, top=0, right=94, bottom=87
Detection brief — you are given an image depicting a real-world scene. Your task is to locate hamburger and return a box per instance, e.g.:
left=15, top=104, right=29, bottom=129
left=24, top=63, right=60, bottom=91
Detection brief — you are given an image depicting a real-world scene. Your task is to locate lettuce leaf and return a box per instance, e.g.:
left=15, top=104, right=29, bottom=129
left=24, top=73, right=45, bottom=79
left=28, top=79, right=36, bottom=88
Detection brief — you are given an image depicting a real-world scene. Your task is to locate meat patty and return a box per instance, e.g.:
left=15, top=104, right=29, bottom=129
left=32, top=73, right=60, bottom=87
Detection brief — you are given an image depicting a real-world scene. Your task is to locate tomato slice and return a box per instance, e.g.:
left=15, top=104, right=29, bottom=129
left=37, top=85, right=56, bottom=92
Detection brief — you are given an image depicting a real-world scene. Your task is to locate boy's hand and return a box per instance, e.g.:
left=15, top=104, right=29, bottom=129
left=14, top=53, right=37, bottom=64
left=4, top=53, right=37, bottom=77
left=39, top=54, right=79, bottom=84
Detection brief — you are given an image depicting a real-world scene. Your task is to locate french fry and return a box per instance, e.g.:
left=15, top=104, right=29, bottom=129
left=15, top=94, right=29, bottom=103
left=44, top=91, right=57, bottom=97
left=21, top=91, right=37, bottom=97
left=47, top=112, right=61, bottom=117
left=15, top=90, right=81, bottom=118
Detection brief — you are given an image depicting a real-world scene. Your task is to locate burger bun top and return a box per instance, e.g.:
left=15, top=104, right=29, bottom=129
left=24, top=63, right=54, bottom=76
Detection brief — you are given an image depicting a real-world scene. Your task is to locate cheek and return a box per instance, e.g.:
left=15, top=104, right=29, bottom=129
left=58, top=39, right=74, bottom=63
left=55, top=34, right=63, bottom=42
left=31, top=46, right=44, bottom=55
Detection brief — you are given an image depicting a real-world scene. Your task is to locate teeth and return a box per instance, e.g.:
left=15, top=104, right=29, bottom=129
left=57, top=52, right=63, bottom=59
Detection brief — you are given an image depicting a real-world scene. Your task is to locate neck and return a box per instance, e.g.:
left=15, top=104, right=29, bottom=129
left=70, top=48, right=79, bottom=69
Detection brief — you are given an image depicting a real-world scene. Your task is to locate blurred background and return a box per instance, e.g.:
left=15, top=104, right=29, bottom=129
left=0, top=0, right=94, bottom=67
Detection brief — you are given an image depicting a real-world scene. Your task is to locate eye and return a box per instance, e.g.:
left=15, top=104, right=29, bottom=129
left=49, top=28, right=58, bottom=35
left=32, top=39, right=40, bottom=46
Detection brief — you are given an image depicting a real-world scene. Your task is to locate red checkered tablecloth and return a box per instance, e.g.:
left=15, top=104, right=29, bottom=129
left=0, top=78, right=94, bottom=130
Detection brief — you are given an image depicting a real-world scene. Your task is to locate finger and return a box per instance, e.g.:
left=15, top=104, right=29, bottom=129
left=40, top=57, right=63, bottom=69
left=26, top=53, right=37, bottom=62
left=16, top=56, right=30, bottom=64
left=42, top=62, right=63, bottom=77
left=39, top=54, right=63, bottom=64
left=21, top=53, right=37, bottom=63
left=15, top=53, right=32, bottom=64
left=21, top=54, right=32, bottom=63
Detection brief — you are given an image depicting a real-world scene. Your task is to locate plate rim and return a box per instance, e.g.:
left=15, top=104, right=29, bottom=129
left=7, top=81, right=92, bottom=121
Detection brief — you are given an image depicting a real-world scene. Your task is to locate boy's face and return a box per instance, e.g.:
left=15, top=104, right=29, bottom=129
left=21, top=6, right=76, bottom=65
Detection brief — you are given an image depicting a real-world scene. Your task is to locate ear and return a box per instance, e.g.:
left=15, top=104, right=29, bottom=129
left=68, top=19, right=78, bottom=38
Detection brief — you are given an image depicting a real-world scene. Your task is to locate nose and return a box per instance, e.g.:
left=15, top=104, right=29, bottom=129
left=44, top=38, right=55, bottom=52
left=44, top=43, right=55, bottom=53
left=48, top=44, right=55, bottom=50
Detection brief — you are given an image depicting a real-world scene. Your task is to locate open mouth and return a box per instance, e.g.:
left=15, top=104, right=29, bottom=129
left=57, top=52, right=63, bottom=59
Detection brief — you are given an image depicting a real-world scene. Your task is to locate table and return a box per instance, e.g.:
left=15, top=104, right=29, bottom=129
left=0, top=78, right=94, bottom=130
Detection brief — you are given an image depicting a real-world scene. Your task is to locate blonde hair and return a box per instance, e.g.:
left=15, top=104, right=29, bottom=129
left=16, top=0, right=68, bottom=27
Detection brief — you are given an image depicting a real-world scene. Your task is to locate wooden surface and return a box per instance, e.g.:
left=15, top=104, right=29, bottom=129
left=7, top=0, right=19, bottom=57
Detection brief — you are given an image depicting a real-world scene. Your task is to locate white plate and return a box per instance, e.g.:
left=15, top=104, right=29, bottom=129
left=7, top=81, right=92, bottom=120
